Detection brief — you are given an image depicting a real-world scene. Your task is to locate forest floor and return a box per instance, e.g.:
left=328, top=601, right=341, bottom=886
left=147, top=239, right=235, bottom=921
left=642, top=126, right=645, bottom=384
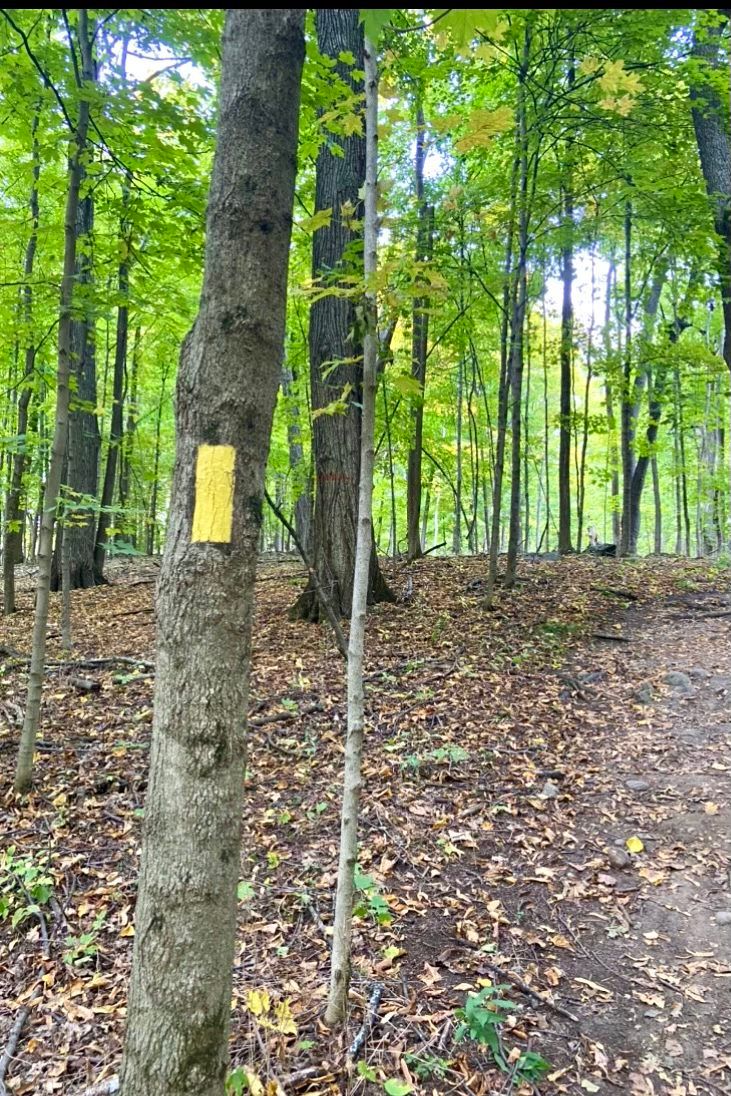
left=1, top=553, right=730, bottom=1096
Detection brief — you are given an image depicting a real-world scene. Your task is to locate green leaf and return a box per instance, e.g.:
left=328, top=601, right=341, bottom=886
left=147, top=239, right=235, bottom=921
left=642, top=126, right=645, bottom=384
left=384, top=1081, right=413, bottom=1096
left=358, top=1061, right=378, bottom=1082
left=360, top=9, right=393, bottom=45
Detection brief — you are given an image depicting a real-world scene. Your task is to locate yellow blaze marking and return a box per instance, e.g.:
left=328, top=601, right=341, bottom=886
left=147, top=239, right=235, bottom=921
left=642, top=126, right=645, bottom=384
left=192, top=444, right=236, bottom=543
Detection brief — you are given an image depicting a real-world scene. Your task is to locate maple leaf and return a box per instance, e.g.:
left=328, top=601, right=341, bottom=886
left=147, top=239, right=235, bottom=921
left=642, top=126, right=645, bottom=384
left=454, top=105, right=514, bottom=153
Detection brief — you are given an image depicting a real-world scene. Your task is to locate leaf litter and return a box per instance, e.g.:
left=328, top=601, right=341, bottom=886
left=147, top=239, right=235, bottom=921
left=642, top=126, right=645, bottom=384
left=0, top=555, right=729, bottom=1094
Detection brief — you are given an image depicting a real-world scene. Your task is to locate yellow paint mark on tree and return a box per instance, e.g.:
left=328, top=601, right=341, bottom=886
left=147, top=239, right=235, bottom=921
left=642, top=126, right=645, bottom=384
left=192, top=444, right=235, bottom=543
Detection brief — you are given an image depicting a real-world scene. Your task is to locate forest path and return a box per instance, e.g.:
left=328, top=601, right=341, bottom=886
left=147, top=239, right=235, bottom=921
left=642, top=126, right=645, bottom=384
left=1, top=557, right=730, bottom=1096
left=527, top=589, right=731, bottom=1094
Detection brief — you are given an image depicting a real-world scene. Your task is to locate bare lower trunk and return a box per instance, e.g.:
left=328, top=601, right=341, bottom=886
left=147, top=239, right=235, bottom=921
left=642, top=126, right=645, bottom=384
left=652, top=456, right=662, bottom=554
left=120, top=12, right=304, bottom=1095
left=15, top=13, right=93, bottom=793
left=291, top=9, right=392, bottom=622
left=4, top=111, right=40, bottom=614
left=326, top=34, right=379, bottom=1028
left=406, top=103, right=434, bottom=561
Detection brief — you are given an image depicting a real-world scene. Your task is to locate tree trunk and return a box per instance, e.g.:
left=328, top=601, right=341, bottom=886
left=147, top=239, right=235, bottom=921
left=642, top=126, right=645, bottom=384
left=94, top=182, right=130, bottom=581
left=3, top=109, right=40, bottom=614
left=453, top=355, right=463, bottom=554
left=691, top=16, right=731, bottom=374
left=486, top=138, right=520, bottom=599
left=120, top=12, right=304, bottom=1095
left=291, top=9, right=392, bottom=622
left=282, top=364, right=311, bottom=554
left=558, top=63, right=575, bottom=554
left=118, top=323, right=141, bottom=537
left=406, top=102, right=434, bottom=560
left=326, top=30, right=379, bottom=1028
left=506, top=26, right=532, bottom=588
left=147, top=362, right=171, bottom=556
left=15, top=11, right=94, bottom=793
left=652, top=456, right=662, bottom=554
left=619, top=198, right=633, bottom=555
left=51, top=184, right=100, bottom=590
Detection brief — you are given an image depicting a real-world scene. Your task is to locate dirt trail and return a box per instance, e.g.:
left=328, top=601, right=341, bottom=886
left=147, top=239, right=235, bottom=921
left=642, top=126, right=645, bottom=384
left=535, top=592, right=731, bottom=1094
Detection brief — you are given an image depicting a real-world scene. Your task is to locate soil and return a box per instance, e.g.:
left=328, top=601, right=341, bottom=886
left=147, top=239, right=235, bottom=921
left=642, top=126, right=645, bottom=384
left=0, top=555, right=729, bottom=1095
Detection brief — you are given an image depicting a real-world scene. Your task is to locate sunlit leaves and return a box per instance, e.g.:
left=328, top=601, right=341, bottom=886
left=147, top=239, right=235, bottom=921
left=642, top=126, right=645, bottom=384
left=454, top=105, right=514, bottom=152
left=432, top=9, right=507, bottom=55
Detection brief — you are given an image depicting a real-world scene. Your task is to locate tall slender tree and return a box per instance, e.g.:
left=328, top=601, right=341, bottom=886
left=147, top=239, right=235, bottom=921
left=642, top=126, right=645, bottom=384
left=14, top=9, right=95, bottom=793
left=120, top=10, right=305, bottom=1094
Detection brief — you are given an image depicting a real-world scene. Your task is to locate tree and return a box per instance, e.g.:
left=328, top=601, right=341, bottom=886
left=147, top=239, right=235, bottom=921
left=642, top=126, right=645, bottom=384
left=3, top=104, right=40, bottom=614
left=50, top=183, right=100, bottom=591
left=292, top=9, right=392, bottom=622
left=119, top=10, right=305, bottom=1095
left=406, top=101, right=435, bottom=561
left=14, top=9, right=95, bottom=792
left=690, top=12, right=731, bottom=374
left=326, top=23, right=381, bottom=1027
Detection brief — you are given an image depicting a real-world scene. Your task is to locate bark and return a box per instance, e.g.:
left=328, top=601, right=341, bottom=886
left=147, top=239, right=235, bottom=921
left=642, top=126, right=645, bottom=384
left=119, top=11, right=304, bottom=1095
left=326, top=31, right=378, bottom=1028
left=453, top=355, right=463, bottom=554
left=652, top=455, right=662, bottom=554
left=691, top=16, right=731, bottom=373
left=506, top=26, right=532, bottom=588
left=486, top=139, right=520, bottom=599
left=118, top=324, right=141, bottom=530
left=291, top=9, right=392, bottom=622
left=147, top=363, right=171, bottom=556
left=406, top=102, right=434, bottom=561
left=624, top=265, right=667, bottom=554
left=619, top=199, right=633, bottom=555
left=282, top=365, right=311, bottom=554
left=94, top=181, right=130, bottom=580
left=51, top=185, right=100, bottom=590
left=15, top=11, right=94, bottom=792
left=558, top=59, right=575, bottom=554
left=3, top=109, right=40, bottom=614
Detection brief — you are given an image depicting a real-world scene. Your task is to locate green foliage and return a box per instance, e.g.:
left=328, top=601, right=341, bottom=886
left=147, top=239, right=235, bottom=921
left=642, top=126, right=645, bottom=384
left=455, top=985, right=551, bottom=1081
left=0, top=847, right=54, bottom=930
left=64, top=910, right=107, bottom=967
left=353, top=865, right=394, bottom=925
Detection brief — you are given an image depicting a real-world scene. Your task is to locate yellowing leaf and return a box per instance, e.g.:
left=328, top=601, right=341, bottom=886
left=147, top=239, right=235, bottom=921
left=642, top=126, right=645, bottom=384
left=300, top=207, right=332, bottom=234
left=273, top=998, right=297, bottom=1035
left=454, top=106, right=514, bottom=153
left=341, top=112, right=363, bottom=137
left=119, top=924, right=135, bottom=937
left=432, top=112, right=463, bottom=135
left=247, top=988, right=271, bottom=1017
left=704, top=801, right=719, bottom=815
left=578, top=55, right=601, bottom=76
left=626, top=836, right=644, bottom=854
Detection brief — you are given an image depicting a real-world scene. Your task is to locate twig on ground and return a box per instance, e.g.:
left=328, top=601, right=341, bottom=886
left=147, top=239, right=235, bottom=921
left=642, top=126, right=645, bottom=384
left=480, top=960, right=579, bottom=1024
left=348, top=982, right=384, bottom=1059
left=590, top=632, right=630, bottom=643
left=0, top=1006, right=30, bottom=1096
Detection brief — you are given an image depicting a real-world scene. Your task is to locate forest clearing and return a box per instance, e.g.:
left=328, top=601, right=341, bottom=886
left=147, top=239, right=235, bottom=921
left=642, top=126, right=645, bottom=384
left=2, top=556, right=731, bottom=1094
left=1, top=7, right=730, bottom=1096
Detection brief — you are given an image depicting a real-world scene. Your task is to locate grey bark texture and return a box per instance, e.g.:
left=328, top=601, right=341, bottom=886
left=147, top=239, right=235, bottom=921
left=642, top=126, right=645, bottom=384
left=691, top=16, right=731, bottom=372
left=15, top=11, right=94, bottom=792
left=291, top=8, right=392, bottom=622
left=51, top=186, right=100, bottom=591
left=3, top=109, right=40, bottom=613
left=119, top=11, right=304, bottom=1096
left=325, top=30, right=379, bottom=1029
